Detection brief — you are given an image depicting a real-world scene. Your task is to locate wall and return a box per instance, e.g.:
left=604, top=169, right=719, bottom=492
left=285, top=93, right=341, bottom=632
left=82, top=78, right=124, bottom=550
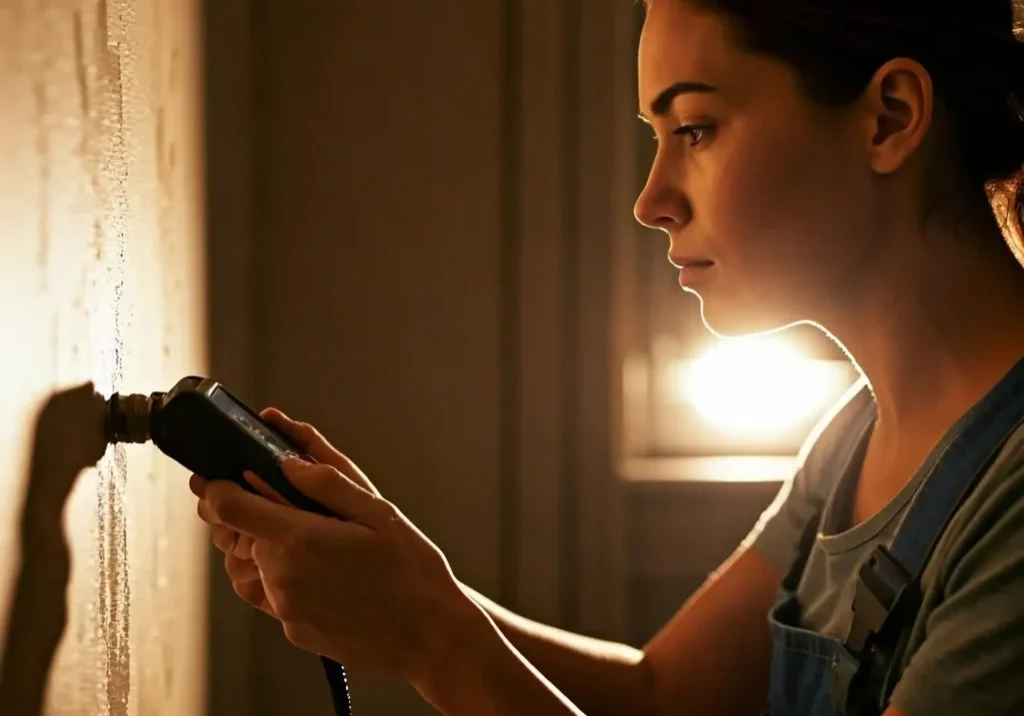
left=624, top=480, right=779, bottom=644
left=0, top=0, right=206, bottom=714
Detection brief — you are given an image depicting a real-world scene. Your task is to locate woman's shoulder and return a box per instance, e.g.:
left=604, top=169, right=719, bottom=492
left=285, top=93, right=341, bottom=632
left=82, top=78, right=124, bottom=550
left=894, top=422, right=1024, bottom=713
left=934, top=421, right=1024, bottom=572
left=743, top=377, right=875, bottom=570
left=792, top=376, right=874, bottom=492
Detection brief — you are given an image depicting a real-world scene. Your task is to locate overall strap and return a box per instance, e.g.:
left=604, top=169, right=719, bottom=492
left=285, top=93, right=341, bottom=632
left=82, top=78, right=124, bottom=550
left=830, top=357, right=1024, bottom=715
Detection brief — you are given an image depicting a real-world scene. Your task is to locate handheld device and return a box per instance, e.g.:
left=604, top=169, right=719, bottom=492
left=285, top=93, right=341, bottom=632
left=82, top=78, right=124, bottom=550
left=106, top=375, right=332, bottom=515
left=106, top=375, right=351, bottom=715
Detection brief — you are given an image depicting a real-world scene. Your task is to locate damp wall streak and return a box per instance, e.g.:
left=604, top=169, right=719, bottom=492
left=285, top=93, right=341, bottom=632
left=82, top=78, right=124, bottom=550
left=0, top=1, right=207, bottom=714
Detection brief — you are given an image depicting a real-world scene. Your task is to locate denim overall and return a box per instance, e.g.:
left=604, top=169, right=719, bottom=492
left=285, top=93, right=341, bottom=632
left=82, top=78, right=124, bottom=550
left=764, top=357, right=1024, bottom=716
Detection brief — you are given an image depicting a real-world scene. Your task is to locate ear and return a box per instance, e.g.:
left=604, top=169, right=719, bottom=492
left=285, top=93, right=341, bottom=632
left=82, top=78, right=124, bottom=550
left=861, top=58, right=934, bottom=175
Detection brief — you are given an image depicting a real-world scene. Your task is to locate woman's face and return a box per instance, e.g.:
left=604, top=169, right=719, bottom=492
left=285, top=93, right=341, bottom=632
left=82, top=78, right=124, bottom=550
left=635, top=1, right=882, bottom=337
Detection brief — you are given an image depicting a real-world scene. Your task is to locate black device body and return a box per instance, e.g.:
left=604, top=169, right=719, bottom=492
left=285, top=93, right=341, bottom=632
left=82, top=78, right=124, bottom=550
left=119, top=375, right=351, bottom=715
left=147, top=376, right=332, bottom=516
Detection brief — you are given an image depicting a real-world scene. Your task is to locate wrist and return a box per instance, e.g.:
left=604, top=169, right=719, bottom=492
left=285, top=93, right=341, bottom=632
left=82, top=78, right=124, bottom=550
left=413, top=587, right=498, bottom=708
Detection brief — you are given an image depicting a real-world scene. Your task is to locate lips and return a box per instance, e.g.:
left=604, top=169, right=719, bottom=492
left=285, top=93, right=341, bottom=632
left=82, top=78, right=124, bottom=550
left=668, top=256, right=714, bottom=269
left=671, top=256, right=715, bottom=289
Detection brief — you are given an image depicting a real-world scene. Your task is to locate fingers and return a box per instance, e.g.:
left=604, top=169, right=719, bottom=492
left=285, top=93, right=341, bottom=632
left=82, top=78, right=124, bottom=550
left=195, top=474, right=284, bottom=549
left=212, top=525, right=237, bottom=554
left=281, top=458, right=396, bottom=529
left=225, top=551, right=261, bottom=583
left=225, top=545, right=270, bottom=615
left=212, top=528, right=253, bottom=564
left=259, top=408, right=339, bottom=464
left=197, top=468, right=335, bottom=551
left=260, top=408, right=381, bottom=496
left=234, top=534, right=255, bottom=559
left=197, top=495, right=217, bottom=525
left=203, top=479, right=300, bottom=541
left=189, top=473, right=207, bottom=498
left=242, top=470, right=289, bottom=506
left=232, top=577, right=273, bottom=615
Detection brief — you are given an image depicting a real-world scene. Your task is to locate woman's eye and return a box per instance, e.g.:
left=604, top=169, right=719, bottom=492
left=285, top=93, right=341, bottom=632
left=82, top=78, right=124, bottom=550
left=673, top=124, right=713, bottom=147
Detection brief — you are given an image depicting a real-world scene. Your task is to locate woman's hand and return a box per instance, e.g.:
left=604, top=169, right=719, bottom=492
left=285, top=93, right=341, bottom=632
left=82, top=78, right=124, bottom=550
left=191, top=409, right=482, bottom=688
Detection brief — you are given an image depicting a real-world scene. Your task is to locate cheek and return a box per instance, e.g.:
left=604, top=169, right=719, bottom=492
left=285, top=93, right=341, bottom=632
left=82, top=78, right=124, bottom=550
left=703, top=126, right=865, bottom=295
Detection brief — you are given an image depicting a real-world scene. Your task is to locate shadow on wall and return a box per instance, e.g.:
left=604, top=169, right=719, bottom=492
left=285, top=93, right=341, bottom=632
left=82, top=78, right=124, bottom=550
left=0, top=383, right=108, bottom=716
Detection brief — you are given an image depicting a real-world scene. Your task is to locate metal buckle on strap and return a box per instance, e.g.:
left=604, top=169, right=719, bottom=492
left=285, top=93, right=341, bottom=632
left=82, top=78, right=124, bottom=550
left=830, top=545, right=913, bottom=715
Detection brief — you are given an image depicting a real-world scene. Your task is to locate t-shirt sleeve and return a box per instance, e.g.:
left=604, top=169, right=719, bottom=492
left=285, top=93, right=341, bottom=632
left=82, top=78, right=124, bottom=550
left=743, top=378, right=869, bottom=574
left=743, top=462, right=822, bottom=574
left=889, top=454, right=1024, bottom=716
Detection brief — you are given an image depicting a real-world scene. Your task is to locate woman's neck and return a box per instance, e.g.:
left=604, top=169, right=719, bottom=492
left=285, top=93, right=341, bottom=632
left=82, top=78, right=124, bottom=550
left=827, top=216, right=1024, bottom=452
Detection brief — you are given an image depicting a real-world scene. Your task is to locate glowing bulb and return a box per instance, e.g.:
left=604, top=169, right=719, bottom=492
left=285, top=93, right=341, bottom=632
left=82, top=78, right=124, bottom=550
left=672, top=337, right=849, bottom=435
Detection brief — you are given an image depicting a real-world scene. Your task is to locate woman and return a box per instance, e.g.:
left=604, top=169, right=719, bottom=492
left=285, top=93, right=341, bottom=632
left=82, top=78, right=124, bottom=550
left=193, top=1, right=1024, bottom=714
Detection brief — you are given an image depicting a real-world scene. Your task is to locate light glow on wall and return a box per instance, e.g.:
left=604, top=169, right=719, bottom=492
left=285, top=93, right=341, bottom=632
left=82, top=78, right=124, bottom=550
left=667, top=336, right=852, bottom=435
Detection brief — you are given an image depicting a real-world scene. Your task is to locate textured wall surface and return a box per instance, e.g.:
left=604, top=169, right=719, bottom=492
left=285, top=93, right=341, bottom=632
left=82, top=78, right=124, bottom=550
left=0, top=0, right=206, bottom=714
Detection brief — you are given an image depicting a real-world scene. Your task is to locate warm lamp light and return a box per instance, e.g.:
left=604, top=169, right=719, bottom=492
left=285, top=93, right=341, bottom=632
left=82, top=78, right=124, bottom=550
left=668, top=336, right=850, bottom=435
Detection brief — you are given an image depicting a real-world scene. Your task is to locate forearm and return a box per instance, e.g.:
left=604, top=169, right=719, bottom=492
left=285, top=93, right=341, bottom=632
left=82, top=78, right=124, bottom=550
left=461, top=585, right=656, bottom=716
left=416, top=601, right=586, bottom=716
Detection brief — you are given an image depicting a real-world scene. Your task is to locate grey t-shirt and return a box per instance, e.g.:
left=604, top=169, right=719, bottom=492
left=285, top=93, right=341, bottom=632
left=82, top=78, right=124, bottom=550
left=746, top=377, right=1024, bottom=715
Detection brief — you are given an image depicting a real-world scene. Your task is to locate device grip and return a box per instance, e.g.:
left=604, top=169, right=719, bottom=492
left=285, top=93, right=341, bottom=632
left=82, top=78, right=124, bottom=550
left=246, top=457, right=334, bottom=518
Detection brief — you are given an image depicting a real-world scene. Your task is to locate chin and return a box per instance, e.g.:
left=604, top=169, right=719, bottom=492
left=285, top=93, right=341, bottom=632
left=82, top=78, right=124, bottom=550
left=695, top=293, right=799, bottom=339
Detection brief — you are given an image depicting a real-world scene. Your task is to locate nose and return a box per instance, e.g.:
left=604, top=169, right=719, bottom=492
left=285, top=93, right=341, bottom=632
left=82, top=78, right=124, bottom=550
left=634, top=156, right=690, bottom=232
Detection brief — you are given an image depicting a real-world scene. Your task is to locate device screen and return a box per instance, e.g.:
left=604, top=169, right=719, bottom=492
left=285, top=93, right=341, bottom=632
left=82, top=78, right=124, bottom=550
left=209, top=387, right=299, bottom=461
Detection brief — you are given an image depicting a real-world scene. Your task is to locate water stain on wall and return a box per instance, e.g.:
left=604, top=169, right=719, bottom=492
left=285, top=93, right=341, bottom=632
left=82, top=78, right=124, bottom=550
left=88, top=2, right=131, bottom=711
left=97, top=446, right=131, bottom=716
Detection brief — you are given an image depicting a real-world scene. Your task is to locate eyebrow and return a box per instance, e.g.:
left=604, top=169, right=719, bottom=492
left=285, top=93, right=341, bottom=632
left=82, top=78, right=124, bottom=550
left=639, top=81, right=718, bottom=121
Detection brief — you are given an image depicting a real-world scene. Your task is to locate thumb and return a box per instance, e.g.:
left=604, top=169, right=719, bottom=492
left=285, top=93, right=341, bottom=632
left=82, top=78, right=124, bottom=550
left=261, top=408, right=381, bottom=497
left=281, top=458, right=394, bottom=528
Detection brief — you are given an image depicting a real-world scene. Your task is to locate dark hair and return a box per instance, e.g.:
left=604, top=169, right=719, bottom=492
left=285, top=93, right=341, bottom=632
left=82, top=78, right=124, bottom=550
left=653, top=0, right=1024, bottom=256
